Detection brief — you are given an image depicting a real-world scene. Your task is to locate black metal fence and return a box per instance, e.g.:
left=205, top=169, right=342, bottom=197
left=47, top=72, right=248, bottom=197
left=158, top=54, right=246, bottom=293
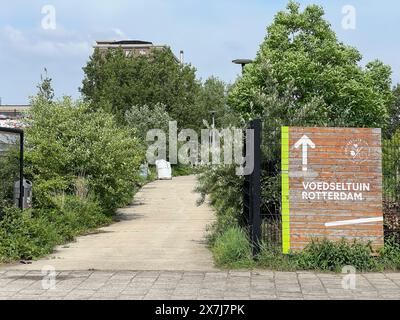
left=382, top=138, right=400, bottom=242
left=242, top=121, right=283, bottom=254
left=242, top=119, right=262, bottom=255
left=0, top=127, right=24, bottom=214
left=260, top=127, right=282, bottom=250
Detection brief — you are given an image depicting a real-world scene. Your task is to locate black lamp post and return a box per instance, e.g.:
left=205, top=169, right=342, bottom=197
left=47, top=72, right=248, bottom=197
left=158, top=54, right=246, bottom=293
left=232, top=59, right=253, bottom=74
left=209, top=110, right=216, bottom=149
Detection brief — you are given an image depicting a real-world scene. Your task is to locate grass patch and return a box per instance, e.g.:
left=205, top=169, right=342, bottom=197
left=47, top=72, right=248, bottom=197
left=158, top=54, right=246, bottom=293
left=172, top=164, right=199, bottom=177
left=377, top=237, right=400, bottom=270
left=211, top=226, right=400, bottom=272
left=0, top=207, right=60, bottom=262
left=0, top=195, right=111, bottom=263
left=257, top=244, right=298, bottom=271
left=212, top=227, right=254, bottom=268
left=292, top=238, right=380, bottom=272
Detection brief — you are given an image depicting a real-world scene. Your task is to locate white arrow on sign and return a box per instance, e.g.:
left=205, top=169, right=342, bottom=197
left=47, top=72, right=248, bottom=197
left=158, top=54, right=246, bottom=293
left=294, top=135, right=315, bottom=172
left=325, top=217, right=383, bottom=227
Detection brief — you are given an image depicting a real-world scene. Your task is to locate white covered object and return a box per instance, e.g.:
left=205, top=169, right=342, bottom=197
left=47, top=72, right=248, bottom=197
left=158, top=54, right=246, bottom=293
left=155, top=159, right=172, bottom=180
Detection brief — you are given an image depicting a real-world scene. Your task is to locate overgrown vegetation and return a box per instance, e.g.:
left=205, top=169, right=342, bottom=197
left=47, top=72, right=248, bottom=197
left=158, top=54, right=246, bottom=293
left=198, top=1, right=400, bottom=272
left=212, top=227, right=254, bottom=268
left=1, top=39, right=226, bottom=263
left=212, top=228, right=400, bottom=272
left=25, top=96, right=144, bottom=212
left=83, top=49, right=231, bottom=176
left=196, top=165, right=244, bottom=244
left=172, top=164, right=198, bottom=177
left=0, top=196, right=111, bottom=263
left=1, top=1, right=399, bottom=271
left=0, top=73, right=148, bottom=263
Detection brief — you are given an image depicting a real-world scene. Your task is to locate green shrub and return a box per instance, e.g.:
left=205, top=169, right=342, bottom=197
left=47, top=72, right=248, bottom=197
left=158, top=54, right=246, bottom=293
left=293, top=238, right=377, bottom=272
left=212, top=227, right=253, bottom=268
left=257, top=244, right=297, bottom=271
left=210, top=234, right=400, bottom=271
left=378, top=237, right=400, bottom=270
left=196, top=165, right=244, bottom=243
left=258, top=238, right=400, bottom=272
left=30, top=176, right=72, bottom=210
left=25, top=97, right=144, bottom=212
left=0, top=207, right=60, bottom=262
left=39, top=195, right=112, bottom=242
left=0, top=195, right=112, bottom=263
left=172, top=164, right=197, bottom=177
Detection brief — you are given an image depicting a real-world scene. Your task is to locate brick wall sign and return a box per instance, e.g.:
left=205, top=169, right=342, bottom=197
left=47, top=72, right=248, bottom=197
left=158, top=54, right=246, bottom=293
left=281, top=127, right=384, bottom=253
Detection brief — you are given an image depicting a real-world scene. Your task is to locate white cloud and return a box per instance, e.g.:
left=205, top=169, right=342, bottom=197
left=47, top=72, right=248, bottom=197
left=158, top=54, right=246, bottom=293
left=0, top=25, right=92, bottom=58
left=111, top=28, right=127, bottom=39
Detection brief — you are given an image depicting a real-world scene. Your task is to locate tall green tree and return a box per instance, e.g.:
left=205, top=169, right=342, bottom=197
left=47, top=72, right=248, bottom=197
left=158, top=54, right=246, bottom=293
left=81, top=47, right=202, bottom=129
left=37, top=68, right=54, bottom=102
left=125, top=102, right=171, bottom=143
left=196, top=77, right=228, bottom=127
left=228, top=1, right=393, bottom=129
left=197, top=77, right=226, bottom=113
left=194, top=76, right=244, bottom=129
left=388, top=85, right=400, bottom=137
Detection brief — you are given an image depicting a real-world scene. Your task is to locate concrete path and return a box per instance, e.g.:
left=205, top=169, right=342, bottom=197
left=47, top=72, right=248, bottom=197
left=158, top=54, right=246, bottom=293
left=2, top=175, right=216, bottom=271
left=1, top=270, right=400, bottom=300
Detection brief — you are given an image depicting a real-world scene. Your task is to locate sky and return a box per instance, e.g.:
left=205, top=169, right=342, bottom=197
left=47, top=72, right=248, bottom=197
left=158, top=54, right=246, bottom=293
left=0, top=0, right=399, bottom=104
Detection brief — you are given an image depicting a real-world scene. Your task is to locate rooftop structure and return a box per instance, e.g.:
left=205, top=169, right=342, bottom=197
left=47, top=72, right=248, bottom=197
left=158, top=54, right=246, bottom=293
left=94, top=40, right=182, bottom=63
left=0, top=105, right=31, bottom=120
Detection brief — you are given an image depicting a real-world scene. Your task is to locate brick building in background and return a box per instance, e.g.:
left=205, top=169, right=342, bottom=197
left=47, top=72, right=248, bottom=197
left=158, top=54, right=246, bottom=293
left=0, top=105, right=30, bottom=120
left=94, top=40, right=183, bottom=63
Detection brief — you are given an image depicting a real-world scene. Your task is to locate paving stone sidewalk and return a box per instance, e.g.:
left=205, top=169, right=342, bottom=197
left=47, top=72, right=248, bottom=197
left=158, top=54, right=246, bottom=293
left=1, top=270, right=400, bottom=300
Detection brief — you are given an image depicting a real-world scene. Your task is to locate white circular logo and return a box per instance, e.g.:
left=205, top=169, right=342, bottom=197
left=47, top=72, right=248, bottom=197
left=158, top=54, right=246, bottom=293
left=344, top=138, right=370, bottom=163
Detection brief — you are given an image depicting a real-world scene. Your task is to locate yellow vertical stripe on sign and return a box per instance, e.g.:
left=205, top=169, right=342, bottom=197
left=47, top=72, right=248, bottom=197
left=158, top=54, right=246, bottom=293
left=281, top=127, right=290, bottom=254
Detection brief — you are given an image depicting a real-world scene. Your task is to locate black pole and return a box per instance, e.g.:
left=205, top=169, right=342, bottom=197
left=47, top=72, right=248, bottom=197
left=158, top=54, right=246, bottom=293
left=19, top=131, right=24, bottom=209
left=232, top=59, right=253, bottom=75
left=251, top=119, right=262, bottom=256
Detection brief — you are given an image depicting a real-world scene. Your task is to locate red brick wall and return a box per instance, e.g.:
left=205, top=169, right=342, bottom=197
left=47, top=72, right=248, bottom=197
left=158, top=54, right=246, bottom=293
left=287, top=127, right=384, bottom=251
